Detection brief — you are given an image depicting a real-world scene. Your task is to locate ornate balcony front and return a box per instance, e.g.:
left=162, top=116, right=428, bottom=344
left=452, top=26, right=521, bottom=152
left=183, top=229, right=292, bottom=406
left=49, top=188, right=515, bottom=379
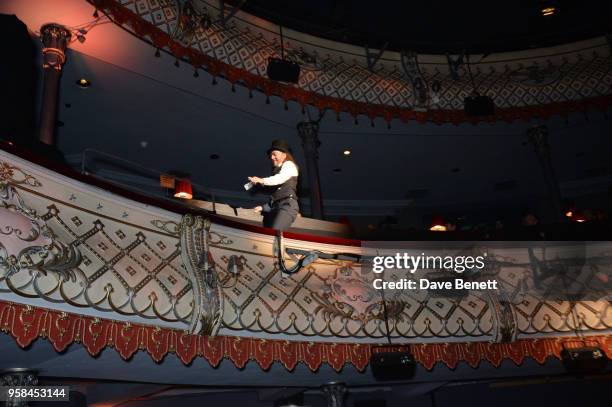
left=2, top=144, right=611, bottom=374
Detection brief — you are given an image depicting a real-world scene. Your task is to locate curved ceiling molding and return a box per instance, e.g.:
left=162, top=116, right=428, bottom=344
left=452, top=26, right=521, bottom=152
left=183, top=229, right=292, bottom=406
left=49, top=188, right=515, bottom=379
left=89, top=0, right=612, bottom=124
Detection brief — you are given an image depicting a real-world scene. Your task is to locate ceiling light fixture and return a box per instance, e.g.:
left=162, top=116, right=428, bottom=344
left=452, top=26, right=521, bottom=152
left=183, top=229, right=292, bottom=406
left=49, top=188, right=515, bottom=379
left=342, top=150, right=351, bottom=156
left=574, top=213, right=586, bottom=223
left=430, top=216, right=447, bottom=232
left=76, top=78, right=91, bottom=88
left=542, top=6, right=556, bottom=16
left=174, top=179, right=193, bottom=199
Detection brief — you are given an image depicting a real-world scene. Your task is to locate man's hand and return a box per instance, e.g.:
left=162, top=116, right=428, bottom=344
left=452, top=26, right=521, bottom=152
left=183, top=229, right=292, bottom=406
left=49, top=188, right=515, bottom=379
left=248, top=176, right=264, bottom=185
left=253, top=205, right=263, bottom=213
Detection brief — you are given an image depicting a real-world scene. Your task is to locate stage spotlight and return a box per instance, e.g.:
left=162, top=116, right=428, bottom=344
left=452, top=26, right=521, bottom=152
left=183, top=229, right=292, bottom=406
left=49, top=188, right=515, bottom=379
left=342, top=150, right=351, bottom=156
left=371, top=347, right=416, bottom=381
left=267, top=58, right=300, bottom=83
left=464, top=94, right=495, bottom=116
left=561, top=345, right=608, bottom=374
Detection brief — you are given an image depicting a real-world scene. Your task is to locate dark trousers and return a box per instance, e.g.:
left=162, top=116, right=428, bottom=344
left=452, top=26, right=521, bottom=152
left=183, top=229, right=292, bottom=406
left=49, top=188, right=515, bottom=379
left=263, top=198, right=299, bottom=231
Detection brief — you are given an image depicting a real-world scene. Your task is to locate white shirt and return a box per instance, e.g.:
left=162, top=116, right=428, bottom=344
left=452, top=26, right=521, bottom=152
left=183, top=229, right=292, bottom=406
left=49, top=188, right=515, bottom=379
left=261, top=161, right=299, bottom=186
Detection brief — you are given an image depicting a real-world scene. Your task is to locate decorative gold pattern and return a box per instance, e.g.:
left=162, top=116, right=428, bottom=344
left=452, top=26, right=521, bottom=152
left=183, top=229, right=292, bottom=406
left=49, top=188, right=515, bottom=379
left=40, top=23, right=71, bottom=71
left=0, top=182, right=81, bottom=281
left=105, top=0, right=612, bottom=112
left=0, top=162, right=42, bottom=187
left=208, top=231, right=233, bottom=246
left=179, top=214, right=222, bottom=335
left=213, top=235, right=612, bottom=341
left=2, top=151, right=611, bottom=344
left=0, top=186, right=195, bottom=327
left=151, top=219, right=180, bottom=236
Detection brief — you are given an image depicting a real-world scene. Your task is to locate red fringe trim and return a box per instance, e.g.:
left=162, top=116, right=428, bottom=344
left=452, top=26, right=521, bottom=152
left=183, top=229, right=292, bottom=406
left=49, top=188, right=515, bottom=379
left=2, top=300, right=611, bottom=372
left=87, top=0, right=612, bottom=125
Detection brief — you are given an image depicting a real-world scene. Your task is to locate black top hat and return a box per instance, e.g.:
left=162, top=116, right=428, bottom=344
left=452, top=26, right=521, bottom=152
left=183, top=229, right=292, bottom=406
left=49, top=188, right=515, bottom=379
left=266, top=139, right=291, bottom=155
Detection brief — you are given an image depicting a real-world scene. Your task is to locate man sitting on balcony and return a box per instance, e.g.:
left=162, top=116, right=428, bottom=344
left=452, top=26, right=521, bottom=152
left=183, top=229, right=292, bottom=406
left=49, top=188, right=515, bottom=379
left=248, top=139, right=300, bottom=231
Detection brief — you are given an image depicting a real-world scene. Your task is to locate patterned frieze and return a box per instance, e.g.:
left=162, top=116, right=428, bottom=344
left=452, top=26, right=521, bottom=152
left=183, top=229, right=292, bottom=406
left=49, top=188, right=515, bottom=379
left=0, top=152, right=192, bottom=330
left=211, top=224, right=612, bottom=342
left=87, top=0, right=612, bottom=123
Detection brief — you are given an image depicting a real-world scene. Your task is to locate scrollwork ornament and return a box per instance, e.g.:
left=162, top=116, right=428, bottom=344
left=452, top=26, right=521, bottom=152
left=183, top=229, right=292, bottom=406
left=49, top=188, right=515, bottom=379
left=40, top=23, right=70, bottom=71
left=179, top=214, right=222, bottom=335
left=150, top=219, right=180, bottom=236
left=208, top=231, right=233, bottom=246
left=172, top=0, right=212, bottom=46
left=487, top=291, right=518, bottom=343
left=0, top=163, right=42, bottom=187
left=509, top=64, right=561, bottom=87
left=273, top=45, right=324, bottom=71
left=0, top=183, right=81, bottom=281
left=313, top=265, right=408, bottom=325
